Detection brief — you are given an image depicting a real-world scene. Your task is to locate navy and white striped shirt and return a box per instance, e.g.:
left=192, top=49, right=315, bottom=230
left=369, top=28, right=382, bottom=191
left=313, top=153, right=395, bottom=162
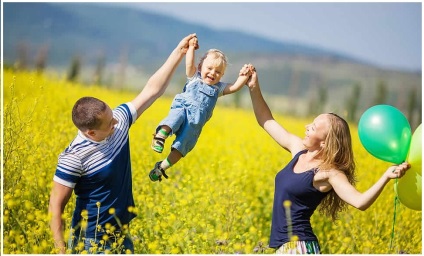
left=54, top=103, right=138, bottom=237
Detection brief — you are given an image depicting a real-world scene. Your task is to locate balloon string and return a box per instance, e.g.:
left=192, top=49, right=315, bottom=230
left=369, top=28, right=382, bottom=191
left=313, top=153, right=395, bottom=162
left=390, top=178, right=399, bottom=252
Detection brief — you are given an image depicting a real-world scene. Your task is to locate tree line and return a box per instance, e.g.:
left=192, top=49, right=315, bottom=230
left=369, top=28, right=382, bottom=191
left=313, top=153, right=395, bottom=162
left=7, top=41, right=422, bottom=130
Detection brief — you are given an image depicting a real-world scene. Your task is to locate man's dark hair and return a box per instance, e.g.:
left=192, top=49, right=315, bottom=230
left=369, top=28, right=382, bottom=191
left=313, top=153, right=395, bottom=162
left=72, top=97, right=107, bottom=130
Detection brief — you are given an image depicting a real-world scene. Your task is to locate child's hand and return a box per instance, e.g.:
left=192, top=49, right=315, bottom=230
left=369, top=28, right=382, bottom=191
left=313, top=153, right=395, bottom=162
left=239, top=64, right=252, bottom=77
left=189, top=36, right=199, bottom=50
left=177, top=33, right=197, bottom=54
left=237, top=64, right=252, bottom=86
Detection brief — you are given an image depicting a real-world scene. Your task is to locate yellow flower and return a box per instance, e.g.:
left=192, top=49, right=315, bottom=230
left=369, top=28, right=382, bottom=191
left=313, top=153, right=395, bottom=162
left=283, top=200, right=292, bottom=208
left=81, top=210, right=88, bottom=219
left=171, top=247, right=180, bottom=254
left=105, top=223, right=111, bottom=230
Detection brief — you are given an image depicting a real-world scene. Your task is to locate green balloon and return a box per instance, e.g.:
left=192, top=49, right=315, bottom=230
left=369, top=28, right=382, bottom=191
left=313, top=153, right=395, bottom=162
left=394, top=170, right=422, bottom=211
left=358, top=105, right=411, bottom=164
left=407, top=124, right=422, bottom=175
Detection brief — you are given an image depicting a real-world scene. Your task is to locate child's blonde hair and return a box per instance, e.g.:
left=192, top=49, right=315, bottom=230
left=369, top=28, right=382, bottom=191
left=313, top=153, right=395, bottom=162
left=197, top=49, right=228, bottom=72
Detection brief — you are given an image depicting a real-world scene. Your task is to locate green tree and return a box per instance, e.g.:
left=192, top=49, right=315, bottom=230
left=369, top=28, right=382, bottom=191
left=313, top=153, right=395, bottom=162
left=346, top=82, right=362, bottom=122
left=308, top=84, right=328, bottom=117
left=318, top=84, right=328, bottom=113
left=373, top=80, right=388, bottom=105
left=407, top=87, right=417, bottom=129
left=15, top=41, right=29, bottom=71
left=67, top=55, right=81, bottom=83
left=35, top=44, right=49, bottom=74
left=93, top=52, right=105, bottom=85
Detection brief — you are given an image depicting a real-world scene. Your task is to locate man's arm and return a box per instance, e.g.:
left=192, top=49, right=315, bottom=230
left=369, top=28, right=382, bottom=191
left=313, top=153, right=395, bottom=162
left=48, top=182, right=73, bottom=254
left=131, top=33, right=197, bottom=119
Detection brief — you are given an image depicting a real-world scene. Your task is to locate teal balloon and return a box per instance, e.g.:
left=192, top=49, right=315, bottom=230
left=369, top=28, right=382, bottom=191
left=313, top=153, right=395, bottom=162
left=394, top=170, right=422, bottom=211
left=358, top=105, right=411, bottom=164
left=407, top=124, right=422, bottom=175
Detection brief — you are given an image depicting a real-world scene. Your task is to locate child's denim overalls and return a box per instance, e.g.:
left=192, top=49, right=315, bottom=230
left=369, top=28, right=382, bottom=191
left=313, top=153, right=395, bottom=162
left=157, top=74, right=227, bottom=156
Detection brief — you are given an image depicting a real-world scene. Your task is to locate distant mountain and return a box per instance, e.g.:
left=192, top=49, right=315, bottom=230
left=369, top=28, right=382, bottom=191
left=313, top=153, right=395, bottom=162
left=3, top=2, right=421, bottom=126
left=4, top=2, right=363, bottom=69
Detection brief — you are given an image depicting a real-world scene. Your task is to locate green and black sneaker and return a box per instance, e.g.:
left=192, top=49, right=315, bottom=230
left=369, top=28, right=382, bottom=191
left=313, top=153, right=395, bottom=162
left=151, top=135, right=165, bottom=153
left=149, top=161, right=169, bottom=182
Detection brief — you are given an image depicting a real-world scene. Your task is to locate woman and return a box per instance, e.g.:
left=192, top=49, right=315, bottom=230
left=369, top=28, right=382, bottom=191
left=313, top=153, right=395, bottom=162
left=246, top=66, right=410, bottom=254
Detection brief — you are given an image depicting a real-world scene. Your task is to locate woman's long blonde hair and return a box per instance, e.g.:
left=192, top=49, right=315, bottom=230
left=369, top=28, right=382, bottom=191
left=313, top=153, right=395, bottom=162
left=318, top=113, right=356, bottom=220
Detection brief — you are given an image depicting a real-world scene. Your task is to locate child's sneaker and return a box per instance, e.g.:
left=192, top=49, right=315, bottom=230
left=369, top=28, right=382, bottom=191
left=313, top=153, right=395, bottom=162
left=151, top=134, right=165, bottom=153
left=149, top=161, right=169, bottom=182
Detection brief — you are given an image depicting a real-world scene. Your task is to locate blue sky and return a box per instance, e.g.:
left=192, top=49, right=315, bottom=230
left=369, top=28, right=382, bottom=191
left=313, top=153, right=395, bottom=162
left=125, top=1, right=421, bottom=72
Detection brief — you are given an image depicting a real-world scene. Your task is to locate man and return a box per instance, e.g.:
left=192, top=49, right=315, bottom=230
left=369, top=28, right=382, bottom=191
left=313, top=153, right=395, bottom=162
left=48, top=33, right=198, bottom=253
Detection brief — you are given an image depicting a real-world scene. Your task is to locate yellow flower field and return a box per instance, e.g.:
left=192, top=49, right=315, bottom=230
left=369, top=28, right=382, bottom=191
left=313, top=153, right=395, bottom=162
left=2, top=70, right=422, bottom=254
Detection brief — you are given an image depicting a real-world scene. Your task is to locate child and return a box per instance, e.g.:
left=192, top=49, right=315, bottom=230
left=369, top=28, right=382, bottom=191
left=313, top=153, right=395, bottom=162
left=149, top=36, right=252, bottom=181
